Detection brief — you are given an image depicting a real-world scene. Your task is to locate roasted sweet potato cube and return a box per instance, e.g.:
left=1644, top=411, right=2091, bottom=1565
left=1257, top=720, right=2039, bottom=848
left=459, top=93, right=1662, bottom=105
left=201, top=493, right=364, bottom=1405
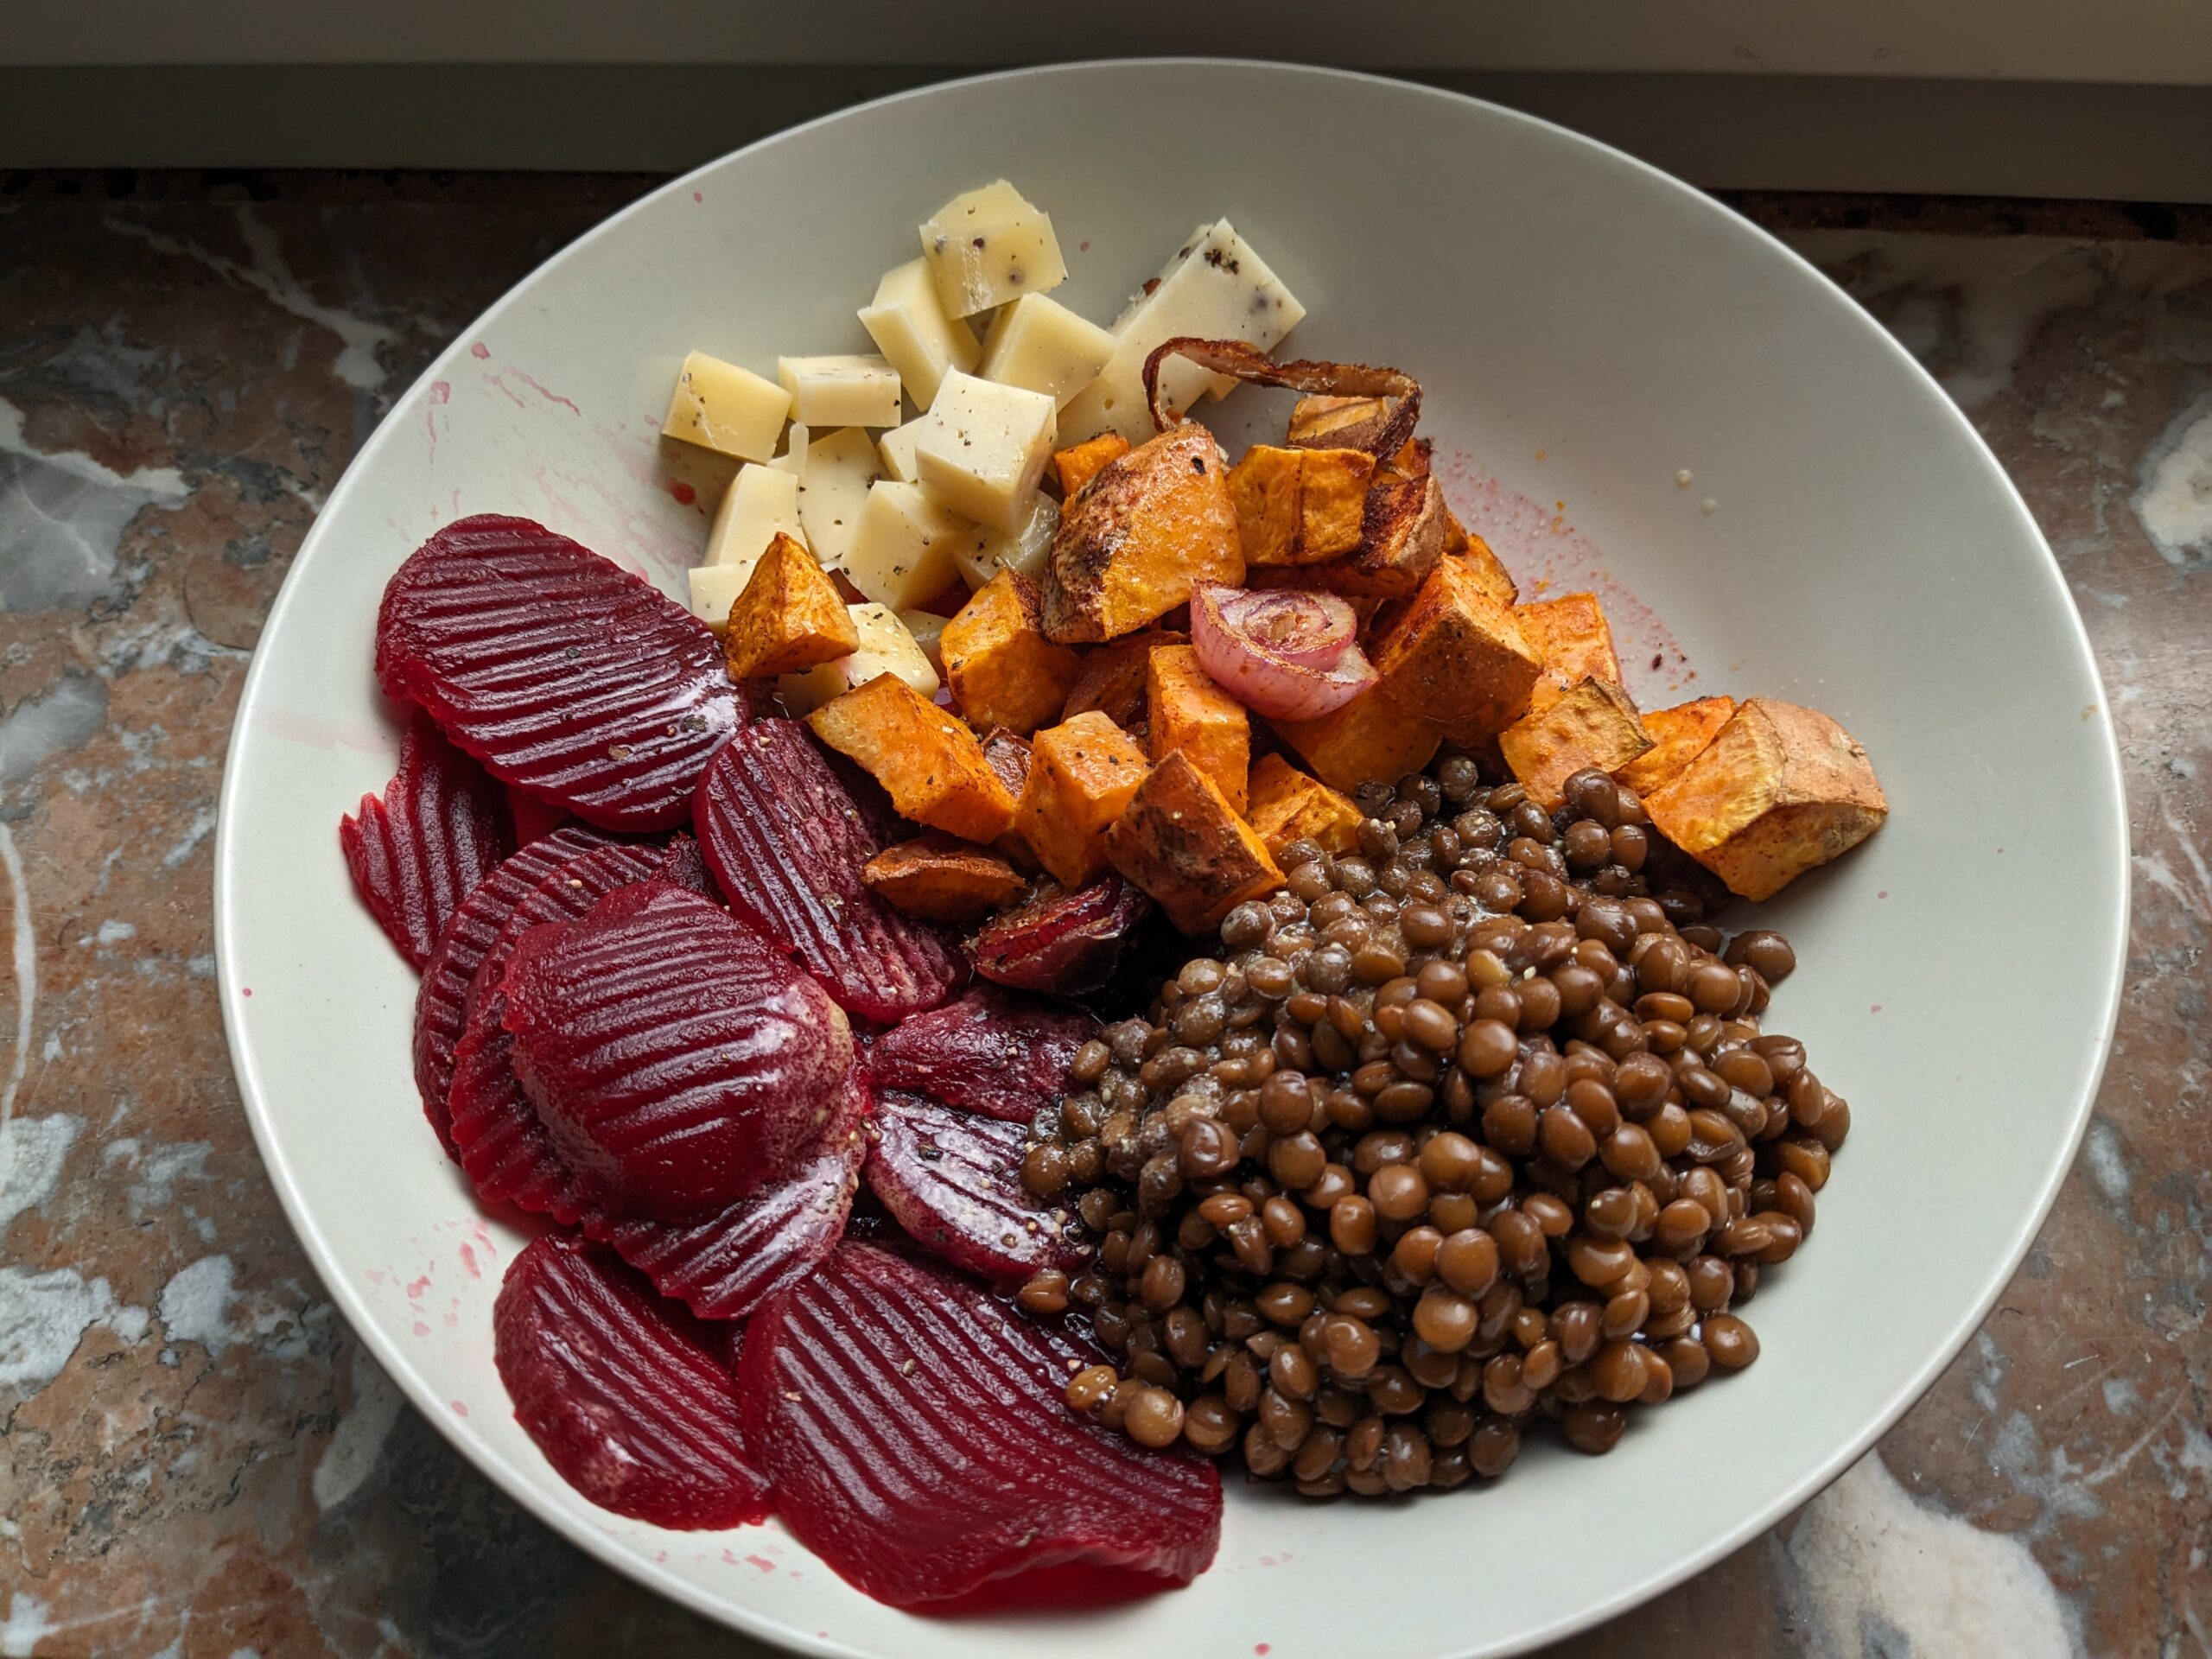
left=1645, top=699, right=1886, bottom=900
left=939, top=569, right=1084, bottom=736
left=1229, top=445, right=1376, bottom=567
left=721, top=532, right=860, bottom=679
left=1104, top=752, right=1284, bottom=934
left=1016, top=711, right=1152, bottom=887
left=1371, top=556, right=1545, bottom=745
left=1515, top=592, right=1624, bottom=713
left=1146, top=645, right=1250, bottom=814
left=1271, top=685, right=1444, bottom=795
left=1381, top=438, right=1431, bottom=481
left=1287, top=394, right=1390, bottom=453
left=1052, top=431, right=1130, bottom=499
left=1246, top=753, right=1362, bottom=858
left=1042, top=424, right=1243, bottom=643
left=805, top=672, right=1019, bottom=842
left=862, top=833, right=1027, bottom=923
left=1284, top=473, right=1451, bottom=600
left=1458, top=534, right=1518, bottom=607
left=1616, top=696, right=1736, bottom=798
left=1498, top=677, right=1653, bottom=810
left=1058, top=628, right=1187, bottom=728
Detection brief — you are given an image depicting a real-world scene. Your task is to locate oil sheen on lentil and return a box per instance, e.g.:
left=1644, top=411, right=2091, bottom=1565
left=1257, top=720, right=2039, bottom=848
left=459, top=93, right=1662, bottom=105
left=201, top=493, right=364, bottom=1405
left=1020, top=759, right=1843, bottom=1497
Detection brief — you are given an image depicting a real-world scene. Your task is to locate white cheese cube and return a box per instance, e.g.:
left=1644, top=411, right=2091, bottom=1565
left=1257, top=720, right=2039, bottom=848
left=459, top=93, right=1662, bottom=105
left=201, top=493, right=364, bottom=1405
left=662, top=350, right=791, bottom=462
left=775, top=354, right=903, bottom=428
left=914, top=370, right=1056, bottom=535
left=767, top=422, right=810, bottom=476
left=795, top=426, right=880, bottom=572
left=1059, top=219, right=1306, bottom=443
left=858, top=258, right=980, bottom=410
left=778, top=602, right=940, bottom=714
left=842, top=480, right=972, bottom=611
left=702, top=464, right=805, bottom=573
left=897, top=607, right=950, bottom=676
left=685, top=563, right=746, bottom=632
left=877, top=416, right=927, bottom=483
left=979, top=294, right=1115, bottom=410
left=954, top=493, right=1059, bottom=591
left=918, top=180, right=1068, bottom=318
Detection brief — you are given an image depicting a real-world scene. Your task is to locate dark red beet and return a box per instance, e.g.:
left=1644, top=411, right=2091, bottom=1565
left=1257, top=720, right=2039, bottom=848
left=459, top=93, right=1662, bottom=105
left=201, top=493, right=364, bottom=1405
left=340, top=712, right=512, bottom=971
left=869, top=987, right=1097, bottom=1123
left=505, top=785, right=571, bottom=848
left=969, top=875, right=1151, bottom=995
left=865, top=1091, right=1084, bottom=1281
left=692, top=719, right=962, bottom=1024
left=503, top=881, right=852, bottom=1221
left=375, top=514, right=741, bottom=831
left=494, top=1234, right=770, bottom=1529
left=445, top=838, right=684, bottom=1224
left=412, top=823, right=614, bottom=1157
left=741, top=1243, right=1220, bottom=1605
left=601, top=1065, right=870, bottom=1320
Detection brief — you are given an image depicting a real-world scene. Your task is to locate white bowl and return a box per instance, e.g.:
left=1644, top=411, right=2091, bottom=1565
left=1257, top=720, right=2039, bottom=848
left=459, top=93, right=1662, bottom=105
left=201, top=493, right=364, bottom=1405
left=214, top=60, right=2126, bottom=1659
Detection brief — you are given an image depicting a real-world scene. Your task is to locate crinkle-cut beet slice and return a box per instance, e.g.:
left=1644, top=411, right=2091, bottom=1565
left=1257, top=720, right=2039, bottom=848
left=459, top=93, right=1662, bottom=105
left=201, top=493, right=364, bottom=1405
left=693, top=719, right=963, bottom=1024
left=869, top=987, right=1097, bottom=1124
left=600, top=1065, right=871, bottom=1320
left=375, top=514, right=742, bottom=831
left=340, top=712, right=513, bottom=971
left=411, top=823, right=614, bottom=1157
left=505, top=785, right=572, bottom=848
left=865, top=1091, right=1084, bottom=1281
left=741, top=1242, right=1220, bottom=1606
left=969, top=875, right=1151, bottom=995
left=445, top=838, right=685, bottom=1223
left=495, top=1234, right=770, bottom=1529
left=503, top=881, right=853, bottom=1221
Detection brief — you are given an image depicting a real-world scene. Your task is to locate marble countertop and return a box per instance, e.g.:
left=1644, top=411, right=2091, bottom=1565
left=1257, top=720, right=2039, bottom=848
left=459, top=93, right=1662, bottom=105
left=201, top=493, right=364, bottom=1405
left=0, top=172, right=2205, bottom=1658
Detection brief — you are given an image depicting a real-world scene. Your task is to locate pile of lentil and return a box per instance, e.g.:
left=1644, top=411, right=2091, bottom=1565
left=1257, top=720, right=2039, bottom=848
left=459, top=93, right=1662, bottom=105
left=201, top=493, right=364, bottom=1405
left=1018, top=759, right=1847, bottom=1497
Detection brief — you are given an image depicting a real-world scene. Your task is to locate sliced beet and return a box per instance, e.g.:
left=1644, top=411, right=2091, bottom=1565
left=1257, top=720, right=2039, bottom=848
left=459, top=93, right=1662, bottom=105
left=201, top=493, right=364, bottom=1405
left=865, top=1091, right=1084, bottom=1281
left=412, top=823, right=614, bottom=1157
left=741, top=1242, right=1220, bottom=1606
left=444, top=837, right=683, bottom=1224
left=969, top=874, right=1151, bottom=995
left=340, top=712, right=512, bottom=971
left=375, top=514, right=742, bottom=831
left=494, top=1234, right=770, bottom=1529
left=692, top=719, right=963, bottom=1024
left=502, top=881, right=852, bottom=1221
left=601, top=1065, right=870, bottom=1320
left=869, top=986, right=1097, bottom=1124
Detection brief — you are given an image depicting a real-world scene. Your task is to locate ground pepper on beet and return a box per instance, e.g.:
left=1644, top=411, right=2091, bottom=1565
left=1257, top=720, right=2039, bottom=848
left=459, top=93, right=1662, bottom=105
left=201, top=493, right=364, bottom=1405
left=1020, top=755, right=1846, bottom=1495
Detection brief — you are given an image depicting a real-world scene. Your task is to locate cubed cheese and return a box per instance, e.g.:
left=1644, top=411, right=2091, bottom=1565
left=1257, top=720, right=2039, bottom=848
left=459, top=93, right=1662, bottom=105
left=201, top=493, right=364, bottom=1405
left=767, top=422, right=810, bottom=476
left=979, top=294, right=1115, bottom=410
left=795, top=426, right=880, bottom=572
left=1060, top=220, right=1306, bottom=443
left=915, top=370, right=1056, bottom=534
left=843, top=480, right=972, bottom=611
left=954, top=492, right=1059, bottom=590
left=858, top=257, right=981, bottom=410
left=662, top=350, right=791, bottom=462
left=877, top=416, right=927, bottom=483
left=775, top=353, right=903, bottom=428
left=778, top=602, right=940, bottom=714
left=918, top=180, right=1068, bottom=318
left=702, top=463, right=805, bottom=572
left=897, top=607, right=949, bottom=675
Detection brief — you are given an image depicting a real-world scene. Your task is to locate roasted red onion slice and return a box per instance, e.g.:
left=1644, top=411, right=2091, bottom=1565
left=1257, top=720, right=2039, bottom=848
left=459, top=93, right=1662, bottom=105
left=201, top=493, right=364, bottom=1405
left=1191, top=583, right=1377, bottom=721
left=1211, top=586, right=1357, bottom=667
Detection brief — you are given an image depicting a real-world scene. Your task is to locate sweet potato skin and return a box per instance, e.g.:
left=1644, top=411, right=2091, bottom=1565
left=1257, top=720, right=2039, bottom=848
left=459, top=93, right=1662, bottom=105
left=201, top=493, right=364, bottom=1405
left=1271, top=685, right=1444, bottom=795
left=1515, top=592, right=1624, bottom=713
left=1645, top=698, right=1886, bottom=900
left=722, top=532, right=860, bottom=679
left=805, top=672, right=1020, bottom=842
left=1058, top=628, right=1190, bottom=728
left=1370, top=556, right=1545, bottom=745
left=861, top=833, right=1027, bottom=922
left=1016, top=711, right=1152, bottom=887
left=1146, top=645, right=1250, bottom=814
left=939, top=569, right=1084, bottom=735
left=1104, top=752, right=1284, bottom=934
left=1042, top=424, right=1243, bottom=643
left=1498, top=677, right=1653, bottom=810
left=1616, top=696, right=1735, bottom=798
left=1246, top=753, right=1362, bottom=858
left=1052, top=431, right=1131, bottom=499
